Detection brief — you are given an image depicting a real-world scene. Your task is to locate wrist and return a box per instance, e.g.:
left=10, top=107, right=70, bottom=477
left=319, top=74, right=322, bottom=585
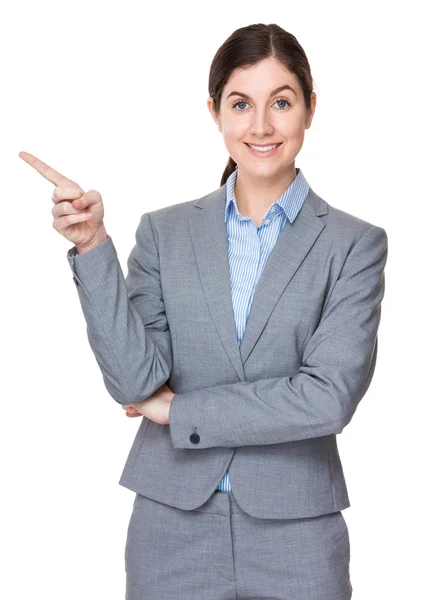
left=76, top=227, right=108, bottom=255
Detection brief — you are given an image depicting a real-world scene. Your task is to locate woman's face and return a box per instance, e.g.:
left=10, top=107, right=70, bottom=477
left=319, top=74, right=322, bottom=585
left=208, top=57, right=316, bottom=182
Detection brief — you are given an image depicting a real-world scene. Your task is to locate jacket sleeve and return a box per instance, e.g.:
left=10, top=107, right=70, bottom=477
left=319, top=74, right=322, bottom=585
left=168, top=225, right=388, bottom=449
left=66, top=213, right=173, bottom=405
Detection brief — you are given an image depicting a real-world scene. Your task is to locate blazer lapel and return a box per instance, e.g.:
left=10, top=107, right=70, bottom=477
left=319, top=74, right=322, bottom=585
left=239, top=188, right=328, bottom=364
left=188, top=182, right=328, bottom=380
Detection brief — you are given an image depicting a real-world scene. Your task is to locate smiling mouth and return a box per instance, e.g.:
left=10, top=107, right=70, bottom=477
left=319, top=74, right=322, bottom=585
left=244, top=142, right=283, bottom=155
left=245, top=143, right=283, bottom=148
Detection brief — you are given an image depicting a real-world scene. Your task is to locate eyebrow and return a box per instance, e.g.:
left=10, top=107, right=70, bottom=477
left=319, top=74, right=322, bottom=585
left=226, top=84, right=297, bottom=101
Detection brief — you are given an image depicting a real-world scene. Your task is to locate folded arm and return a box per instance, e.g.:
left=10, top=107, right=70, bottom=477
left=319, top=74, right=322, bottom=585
left=168, top=225, right=388, bottom=448
left=67, top=213, right=172, bottom=405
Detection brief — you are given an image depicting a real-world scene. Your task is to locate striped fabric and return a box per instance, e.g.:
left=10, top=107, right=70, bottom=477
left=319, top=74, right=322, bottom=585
left=216, top=166, right=310, bottom=492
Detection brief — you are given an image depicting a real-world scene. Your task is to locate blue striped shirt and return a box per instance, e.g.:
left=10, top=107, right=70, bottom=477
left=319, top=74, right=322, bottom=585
left=216, top=166, right=310, bottom=492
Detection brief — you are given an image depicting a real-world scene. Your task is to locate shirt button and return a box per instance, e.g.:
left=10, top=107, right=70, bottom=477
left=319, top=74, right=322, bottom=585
left=190, top=433, right=200, bottom=444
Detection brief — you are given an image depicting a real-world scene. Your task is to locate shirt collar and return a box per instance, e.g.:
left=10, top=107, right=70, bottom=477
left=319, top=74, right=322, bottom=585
left=224, top=167, right=310, bottom=224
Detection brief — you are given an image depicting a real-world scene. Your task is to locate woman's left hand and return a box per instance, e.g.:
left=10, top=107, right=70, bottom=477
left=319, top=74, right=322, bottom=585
left=121, top=383, right=174, bottom=425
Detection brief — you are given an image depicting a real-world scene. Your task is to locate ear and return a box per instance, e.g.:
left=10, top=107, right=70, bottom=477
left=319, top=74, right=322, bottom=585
left=207, top=97, right=222, bottom=132
left=305, top=92, right=317, bottom=129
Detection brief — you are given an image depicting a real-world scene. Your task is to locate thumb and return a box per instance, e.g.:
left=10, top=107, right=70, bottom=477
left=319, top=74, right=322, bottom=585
left=74, top=189, right=102, bottom=210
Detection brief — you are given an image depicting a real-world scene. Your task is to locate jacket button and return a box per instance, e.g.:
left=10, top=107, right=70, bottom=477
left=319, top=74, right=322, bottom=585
left=190, top=433, right=200, bottom=444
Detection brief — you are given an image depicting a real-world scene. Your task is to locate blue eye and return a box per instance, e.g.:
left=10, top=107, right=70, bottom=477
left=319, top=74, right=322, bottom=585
left=232, top=98, right=291, bottom=111
left=275, top=99, right=290, bottom=109
left=232, top=100, right=249, bottom=111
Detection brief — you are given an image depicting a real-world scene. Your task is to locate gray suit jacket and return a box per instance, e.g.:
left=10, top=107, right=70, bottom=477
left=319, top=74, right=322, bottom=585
left=67, top=182, right=388, bottom=520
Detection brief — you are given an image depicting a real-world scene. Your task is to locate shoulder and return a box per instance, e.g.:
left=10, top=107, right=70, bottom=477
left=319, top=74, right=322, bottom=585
left=310, top=188, right=387, bottom=244
left=148, top=186, right=219, bottom=221
left=138, top=186, right=223, bottom=241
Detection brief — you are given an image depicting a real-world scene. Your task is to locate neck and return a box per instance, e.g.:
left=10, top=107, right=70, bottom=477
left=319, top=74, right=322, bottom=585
left=234, top=165, right=297, bottom=217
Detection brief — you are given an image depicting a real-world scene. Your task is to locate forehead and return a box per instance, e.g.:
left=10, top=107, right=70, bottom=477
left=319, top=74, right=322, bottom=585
left=222, top=58, right=299, bottom=99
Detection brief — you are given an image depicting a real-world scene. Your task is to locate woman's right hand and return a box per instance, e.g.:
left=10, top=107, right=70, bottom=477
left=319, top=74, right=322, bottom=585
left=19, top=151, right=107, bottom=251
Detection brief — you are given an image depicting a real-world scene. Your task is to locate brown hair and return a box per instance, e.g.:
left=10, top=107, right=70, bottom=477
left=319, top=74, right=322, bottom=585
left=208, top=23, right=316, bottom=187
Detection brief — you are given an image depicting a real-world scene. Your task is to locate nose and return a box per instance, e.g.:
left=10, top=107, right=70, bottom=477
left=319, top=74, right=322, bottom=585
left=249, top=108, right=274, bottom=137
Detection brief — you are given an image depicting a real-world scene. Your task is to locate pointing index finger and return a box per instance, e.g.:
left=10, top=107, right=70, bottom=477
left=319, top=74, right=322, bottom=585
left=18, top=151, right=81, bottom=189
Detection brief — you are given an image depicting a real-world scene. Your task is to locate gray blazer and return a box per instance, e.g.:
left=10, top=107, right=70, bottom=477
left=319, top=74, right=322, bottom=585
left=67, top=181, right=388, bottom=520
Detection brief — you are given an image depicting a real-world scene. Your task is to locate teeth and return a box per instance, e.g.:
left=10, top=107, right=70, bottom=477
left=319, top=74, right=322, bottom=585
left=248, top=143, right=279, bottom=152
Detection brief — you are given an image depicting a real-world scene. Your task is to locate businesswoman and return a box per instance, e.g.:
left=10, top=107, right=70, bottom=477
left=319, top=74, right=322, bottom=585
left=19, top=22, right=388, bottom=600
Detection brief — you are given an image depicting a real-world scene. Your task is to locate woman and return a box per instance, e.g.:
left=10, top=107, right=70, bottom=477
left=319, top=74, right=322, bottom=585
left=19, top=22, right=388, bottom=600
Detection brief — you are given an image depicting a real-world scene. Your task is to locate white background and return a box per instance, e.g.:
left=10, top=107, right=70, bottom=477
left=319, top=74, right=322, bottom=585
left=2, top=0, right=430, bottom=598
